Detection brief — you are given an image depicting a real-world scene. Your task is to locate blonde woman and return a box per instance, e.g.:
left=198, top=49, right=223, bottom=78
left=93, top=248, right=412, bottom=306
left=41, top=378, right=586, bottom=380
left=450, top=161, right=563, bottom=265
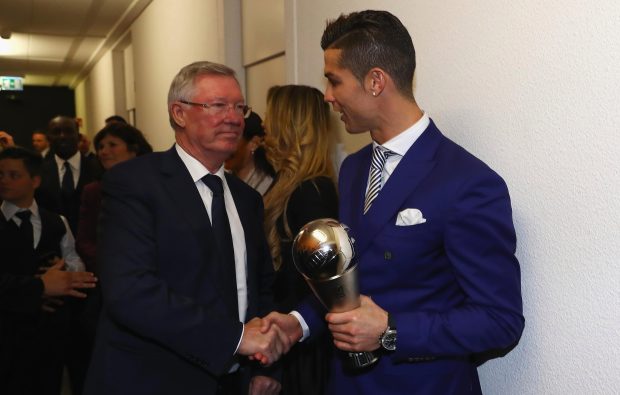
left=263, top=85, right=338, bottom=395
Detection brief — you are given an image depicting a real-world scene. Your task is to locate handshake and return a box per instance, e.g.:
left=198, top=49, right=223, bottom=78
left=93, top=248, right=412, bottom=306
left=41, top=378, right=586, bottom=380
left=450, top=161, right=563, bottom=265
left=237, top=312, right=303, bottom=366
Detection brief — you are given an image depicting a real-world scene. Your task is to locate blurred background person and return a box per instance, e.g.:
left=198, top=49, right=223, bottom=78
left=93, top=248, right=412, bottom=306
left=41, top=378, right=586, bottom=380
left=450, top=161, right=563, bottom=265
left=78, top=133, right=96, bottom=160
left=35, top=115, right=102, bottom=235
left=34, top=115, right=102, bottom=395
left=0, top=130, right=15, bottom=151
left=263, top=84, right=338, bottom=395
left=0, top=146, right=93, bottom=395
left=74, top=121, right=151, bottom=394
left=225, top=111, right=275, bottom=195
left=77, top=122, right=152, bottom=273
left=32, top=130, right=51, bottom=158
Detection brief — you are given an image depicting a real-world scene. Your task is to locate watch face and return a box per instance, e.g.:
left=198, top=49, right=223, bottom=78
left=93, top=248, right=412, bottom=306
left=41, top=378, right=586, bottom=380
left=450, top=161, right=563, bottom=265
left=381, top=329, right=397, bottom=351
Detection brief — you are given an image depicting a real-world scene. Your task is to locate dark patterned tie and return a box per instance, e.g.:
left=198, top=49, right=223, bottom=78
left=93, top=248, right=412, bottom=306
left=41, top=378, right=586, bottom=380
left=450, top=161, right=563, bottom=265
left=16, top=210, right=34, bottom=249
left=363, top=146, right=396, bottom=214
left=61, top=161, right=74, bottom=199
left=202, top=174, right=238, bottom=315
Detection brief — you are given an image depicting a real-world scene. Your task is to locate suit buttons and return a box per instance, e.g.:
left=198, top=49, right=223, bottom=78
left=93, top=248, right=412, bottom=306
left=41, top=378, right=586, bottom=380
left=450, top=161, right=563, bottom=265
left=384, top=251, right=392, bottom=260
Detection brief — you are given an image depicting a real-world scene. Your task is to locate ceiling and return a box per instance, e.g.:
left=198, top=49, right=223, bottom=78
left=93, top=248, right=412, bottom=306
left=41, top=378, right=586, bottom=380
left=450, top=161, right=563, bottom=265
left=0, top=0, right=151, bottom=87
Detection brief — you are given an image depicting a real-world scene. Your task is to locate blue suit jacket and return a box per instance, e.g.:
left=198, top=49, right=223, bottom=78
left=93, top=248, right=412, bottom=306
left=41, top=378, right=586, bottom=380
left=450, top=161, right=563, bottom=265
left=298, top=120, right=524, bottom=394
left=84, top=148, right=276, bottom=395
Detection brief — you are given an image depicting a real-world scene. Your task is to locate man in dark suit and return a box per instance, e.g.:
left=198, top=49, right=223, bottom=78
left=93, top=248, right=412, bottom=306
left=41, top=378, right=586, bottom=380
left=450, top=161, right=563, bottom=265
left=263, top=10, right=524, bottom=395
left=84, top=61, right=288, bottom=395
left=35, top=116, right=101, bottom=234
left=34, top=115, right=101, bottom=394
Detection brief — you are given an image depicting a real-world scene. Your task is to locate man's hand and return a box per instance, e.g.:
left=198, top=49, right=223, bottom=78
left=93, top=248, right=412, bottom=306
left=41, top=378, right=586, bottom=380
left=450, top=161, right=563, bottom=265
left=260, top=312, right=303, bottom=345
left=249, top=312, right=303, bottom=364
left=249, top=375, right=281, bottom=395
left=326, top=295, right=387, bottom=352
left=40, top=259, right=97, bottom=298
left=0, top=131, right=15, bottom=148
left=237, top=318, right=287, bottom=366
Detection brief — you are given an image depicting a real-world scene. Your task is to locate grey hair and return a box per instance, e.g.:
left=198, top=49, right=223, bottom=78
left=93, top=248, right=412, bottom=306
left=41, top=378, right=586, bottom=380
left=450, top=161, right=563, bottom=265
left=167, top=61, right=238, bottom=129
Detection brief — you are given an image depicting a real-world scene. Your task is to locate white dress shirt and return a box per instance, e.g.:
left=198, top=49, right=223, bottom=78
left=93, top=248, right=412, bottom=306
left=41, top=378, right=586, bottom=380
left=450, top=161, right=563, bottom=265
left=175, top=144, right=248, bottom=356
left=1, top=200, right=85, bottom=271
left=54, top=151, right=81, bottom=187
left=367, top=112, right=430, bottom=192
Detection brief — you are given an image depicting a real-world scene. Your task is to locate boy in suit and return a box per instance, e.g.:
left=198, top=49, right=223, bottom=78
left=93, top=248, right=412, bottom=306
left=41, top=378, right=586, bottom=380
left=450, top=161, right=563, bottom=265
left=0, top=146, right=97, bottom=395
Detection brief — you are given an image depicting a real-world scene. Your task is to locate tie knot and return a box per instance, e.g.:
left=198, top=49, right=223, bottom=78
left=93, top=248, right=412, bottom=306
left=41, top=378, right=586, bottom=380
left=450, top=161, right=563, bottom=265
left=202, top=174, right=224, bottom=196
left=16, top=210, right=32, bottom=221
left=374, top=145, right=395, bottom=159
left=370, top=145, right=396, bottom=170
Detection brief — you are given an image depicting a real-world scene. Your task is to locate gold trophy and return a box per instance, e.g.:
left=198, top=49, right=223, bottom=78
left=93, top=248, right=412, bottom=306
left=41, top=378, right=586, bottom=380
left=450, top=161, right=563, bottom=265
left=292, top=218, right=379, bottom=369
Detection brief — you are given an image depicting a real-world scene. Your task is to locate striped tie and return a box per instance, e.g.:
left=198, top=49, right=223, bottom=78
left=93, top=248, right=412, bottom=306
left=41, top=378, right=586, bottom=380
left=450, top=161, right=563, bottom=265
left=363, top=146, right=396, bottom=214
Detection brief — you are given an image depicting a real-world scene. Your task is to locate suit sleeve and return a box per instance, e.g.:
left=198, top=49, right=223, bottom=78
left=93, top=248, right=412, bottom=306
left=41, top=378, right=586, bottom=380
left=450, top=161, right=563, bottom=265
left=99, top=167, right=243, bottom=376
left=392, top=170, right=524, bottom=362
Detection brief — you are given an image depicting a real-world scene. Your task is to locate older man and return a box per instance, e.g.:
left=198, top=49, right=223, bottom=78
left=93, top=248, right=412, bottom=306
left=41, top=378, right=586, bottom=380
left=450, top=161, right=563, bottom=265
left=85, top=61, right=287, bottom=395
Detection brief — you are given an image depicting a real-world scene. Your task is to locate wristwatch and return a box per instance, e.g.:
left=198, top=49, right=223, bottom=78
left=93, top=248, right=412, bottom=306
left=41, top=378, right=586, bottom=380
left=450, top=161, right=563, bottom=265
left=380, top=312, right=397, bottom=351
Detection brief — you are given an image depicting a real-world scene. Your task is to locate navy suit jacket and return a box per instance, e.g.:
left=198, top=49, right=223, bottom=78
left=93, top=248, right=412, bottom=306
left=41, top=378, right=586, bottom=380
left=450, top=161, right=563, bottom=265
left=84, top=148, right=276, bottom=395
left=298, top=120, right=524, bottom=394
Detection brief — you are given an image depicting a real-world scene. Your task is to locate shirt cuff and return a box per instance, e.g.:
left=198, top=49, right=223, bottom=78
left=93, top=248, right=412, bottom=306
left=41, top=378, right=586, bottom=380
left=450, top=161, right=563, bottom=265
left=289, top=311, right=309, bottom=342
left=234, top=321, right=244, bottom=354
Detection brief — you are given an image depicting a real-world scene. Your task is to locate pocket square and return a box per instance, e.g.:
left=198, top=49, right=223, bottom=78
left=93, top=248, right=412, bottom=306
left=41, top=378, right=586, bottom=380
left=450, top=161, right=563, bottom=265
left=396, top=208, right=427, bottom=226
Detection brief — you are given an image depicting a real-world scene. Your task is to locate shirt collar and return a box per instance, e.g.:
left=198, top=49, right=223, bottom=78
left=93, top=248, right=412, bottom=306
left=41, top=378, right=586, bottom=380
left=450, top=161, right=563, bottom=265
left=175, top=144, right=226, bottom=182
left=1, top=200, right=39, bottom=221
left=54, top=151, right=81, bottom=170
left=375, top=112, right=430, bottom=156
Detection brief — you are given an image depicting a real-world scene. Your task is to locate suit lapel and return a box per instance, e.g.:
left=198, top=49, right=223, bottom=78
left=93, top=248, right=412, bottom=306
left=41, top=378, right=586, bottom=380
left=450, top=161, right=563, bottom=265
left=159, top=148, right=246, bottom=318
left=355, top=122, right=443, bottom=255
left=159, top=147, right=214, bottom=264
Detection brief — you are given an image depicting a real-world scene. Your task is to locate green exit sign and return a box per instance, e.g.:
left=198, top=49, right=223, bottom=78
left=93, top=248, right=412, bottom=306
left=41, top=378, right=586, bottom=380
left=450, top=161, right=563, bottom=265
left=1, top=76, right=24, bottom=91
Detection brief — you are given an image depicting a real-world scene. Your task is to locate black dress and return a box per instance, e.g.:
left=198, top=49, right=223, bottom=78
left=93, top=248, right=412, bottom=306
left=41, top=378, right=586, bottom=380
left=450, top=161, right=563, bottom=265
left=272, top=176, right=338, bottom=395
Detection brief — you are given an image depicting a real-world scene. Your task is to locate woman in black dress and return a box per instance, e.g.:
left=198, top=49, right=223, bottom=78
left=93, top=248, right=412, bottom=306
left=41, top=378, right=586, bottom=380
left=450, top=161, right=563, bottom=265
left=263, top=85, right=338, bottom=395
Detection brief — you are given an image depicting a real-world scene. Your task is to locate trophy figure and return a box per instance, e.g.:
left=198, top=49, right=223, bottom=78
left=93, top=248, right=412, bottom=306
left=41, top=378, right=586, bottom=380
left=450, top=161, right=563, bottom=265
left=292, top=218, right=379, bottom=369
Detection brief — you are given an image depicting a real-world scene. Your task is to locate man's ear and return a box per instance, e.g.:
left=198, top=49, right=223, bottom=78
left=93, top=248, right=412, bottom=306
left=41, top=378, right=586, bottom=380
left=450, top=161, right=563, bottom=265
left=248, top=135, right=262, bottom=151
left=33, top=175, right=41, bottom=189
left=170, top=103, right=187, bottom=128
left=366, top=68, right=387, bottom=96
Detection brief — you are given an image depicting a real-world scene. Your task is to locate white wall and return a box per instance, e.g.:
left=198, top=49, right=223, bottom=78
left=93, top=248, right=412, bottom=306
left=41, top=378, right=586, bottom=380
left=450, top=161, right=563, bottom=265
left=242, top=0, right=286, bottom=117
left=130, top=0, right=225, bottom=150
left=75, top=51, right=116, bottom=136
left=77, top=0, right=244, bottom=150
left=290, top=1, right=620, bottom=394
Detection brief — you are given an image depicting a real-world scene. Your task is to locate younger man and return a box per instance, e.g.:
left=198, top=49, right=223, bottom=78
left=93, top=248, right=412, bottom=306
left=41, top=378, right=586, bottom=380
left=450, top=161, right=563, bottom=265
left=0, top=146, right=96, bottom=395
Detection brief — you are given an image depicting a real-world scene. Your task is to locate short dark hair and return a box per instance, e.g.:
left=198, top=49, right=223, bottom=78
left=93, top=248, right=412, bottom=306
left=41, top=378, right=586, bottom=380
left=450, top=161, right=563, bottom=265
left=0, top=146, right=43, bottom=177
left=93, top=123, right=153, bottom=156
left=321, top=10, right=416, bottom=98
left=48, top=115, right=79, bottom=136
left=242, top=111, right=265, bottom=140
left=242, top=111, right=274, bottom=178
left=105, top=115, right=128, bottom=124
